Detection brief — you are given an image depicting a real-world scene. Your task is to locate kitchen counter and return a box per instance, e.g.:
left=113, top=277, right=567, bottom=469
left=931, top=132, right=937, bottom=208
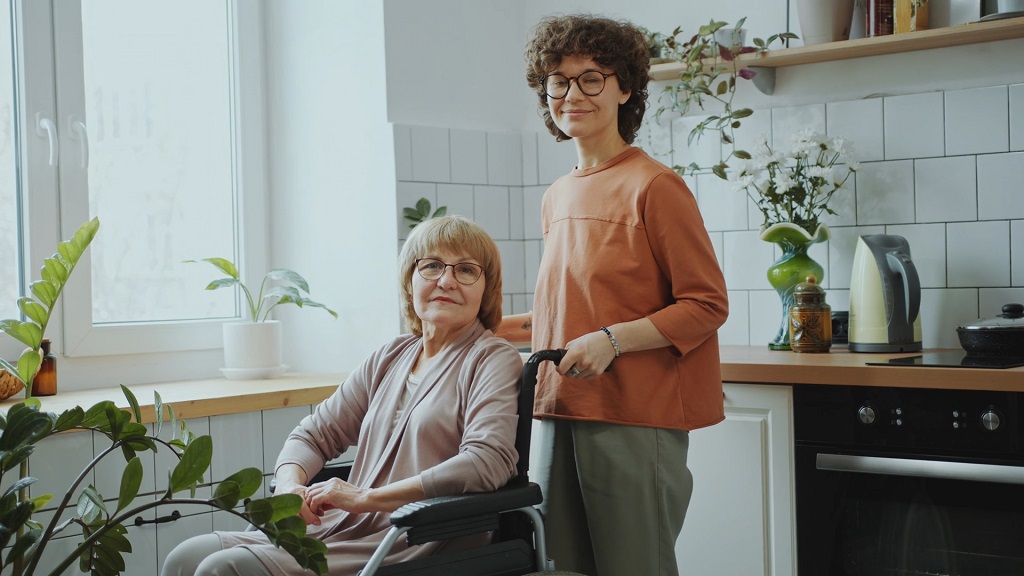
left=4, top=347, right=1022, bottom=420
left=718, top=346, right=1024, bottom=392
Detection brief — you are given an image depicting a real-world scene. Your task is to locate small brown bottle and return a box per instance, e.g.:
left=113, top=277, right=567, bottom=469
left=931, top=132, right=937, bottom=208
left=789, top=276, right=832, bottom=353
left=32, top=338, right=57, bottom=396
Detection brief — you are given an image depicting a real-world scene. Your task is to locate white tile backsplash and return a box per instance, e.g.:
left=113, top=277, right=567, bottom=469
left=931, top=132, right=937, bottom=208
left=672, top=114, right=722, bottom=171
left=487, top=132, right=523, bottom=186
left=947, top=220, right=1010, bottom=287
left=450, top=129, right=488, bottom=184
left=977, top=152, right=1024, bottom=220
left=410, top=126, right=451, bottom=182
left=884, top=92, right=945, bottom=160
left=915, top=156, right=978, bottom=223
left=856, top=160, right=916, bottom=225
left=944, top=86, right=1009, bottom=156
left=394, top=80, right=1022, bottom=348
left=827, top=98, right=884, bottom=162
left=1011, top=84, right=1024, bottom=151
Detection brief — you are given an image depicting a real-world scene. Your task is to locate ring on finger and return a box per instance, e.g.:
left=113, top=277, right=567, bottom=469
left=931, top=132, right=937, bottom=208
left=569, top=366, right=581, bottom=377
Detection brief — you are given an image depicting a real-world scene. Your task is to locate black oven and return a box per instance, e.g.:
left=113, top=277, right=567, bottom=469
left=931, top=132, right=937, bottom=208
left=794, top=384, right=1024, bottom=576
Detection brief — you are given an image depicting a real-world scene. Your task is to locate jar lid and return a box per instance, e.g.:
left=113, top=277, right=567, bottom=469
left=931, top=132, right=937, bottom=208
left=793, top=275, right=827, bottom=304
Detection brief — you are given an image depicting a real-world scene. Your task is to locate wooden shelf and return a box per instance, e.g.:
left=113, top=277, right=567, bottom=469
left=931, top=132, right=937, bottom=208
left=650, top=17, right=1024, bottom=91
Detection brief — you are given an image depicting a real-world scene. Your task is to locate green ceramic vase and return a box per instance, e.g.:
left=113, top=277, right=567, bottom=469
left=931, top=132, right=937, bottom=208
left=760, top=222, right=829, bottom=350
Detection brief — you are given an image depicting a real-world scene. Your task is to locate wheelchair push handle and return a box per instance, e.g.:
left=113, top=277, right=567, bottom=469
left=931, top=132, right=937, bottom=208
left=514, top=349, right=565, bottom=482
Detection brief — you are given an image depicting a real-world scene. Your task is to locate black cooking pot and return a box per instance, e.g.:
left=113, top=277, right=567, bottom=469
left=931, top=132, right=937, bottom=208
left=956, top=303, right=1024, bottom=355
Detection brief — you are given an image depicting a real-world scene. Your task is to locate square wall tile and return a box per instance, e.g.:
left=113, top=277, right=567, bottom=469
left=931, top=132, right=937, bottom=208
left=524, top=240, right=543, bottom=294
left=31, top=432, right=94, bottom=506
left=473, top=185, right=511, bottom=240
left=887, top=223, right=947, bottom=288
left=978, top=152, right=1024, bottom=220
left=723, top=230, right=775, bottom=290
left=981, top=288, right=1024, bottom=318
left=210, top=412, right=263, bottom=482
left=509, top=188, right=525, bottom=240
left=393, top=124, right=413, bottom=181
left=487, top=132, right=523, bottom=186
left=855, top=160, right=915, bottom=225
left=261, top=406, right=313, bottom=475
left=947, top=221, right=1010, bottom=287
left=772, top=104, right=826, bottom=150
left=829, top=225, right=886, bottom=289
left=915, top=156, right=978, bottom=223
left=450, top=129, right=487, bottom=185
left=671, top=114, right=721, bottom=172
left=522, top=131, right=539, bottom=186
left=396, top=181, right=436, bottom=240
left=820, top=171, right=858, bottom=228
left=827, top=98, right=884, bottom=162
left=511, top=293, right=532, bottom=315
left=884, top=92, right=944, bottom=160
left=921, top=288, right=976, bottom=348
left=522, top=185, right=545, bottom=240
left=1012, top=220, right=1024, bottom=286
left=708, top=231, right=724, bottom=269
left=437, top=183, right=475, bottom=219
left=496, top=240, right=526, bottom=293
left=536, top=132, right=577, bottom=185
left=945, top=86, right=1009, bottom=156
left=698, top=174, right=748, bottom=232
left=410, top=126, right=451, bottom=183
left=1012, top=84, right=1024, bottom=151
left=749, top=289, right=784, bottom=347
left=718, top=291, right=750, bottom=345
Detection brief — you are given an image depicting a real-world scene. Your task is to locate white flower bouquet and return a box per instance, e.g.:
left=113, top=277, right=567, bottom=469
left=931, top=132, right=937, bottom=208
left=731, top=130, right=859, bottom=235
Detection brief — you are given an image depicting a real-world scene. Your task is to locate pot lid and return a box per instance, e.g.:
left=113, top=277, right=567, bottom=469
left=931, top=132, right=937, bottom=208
left=959, top=303, right=1024, bottom=331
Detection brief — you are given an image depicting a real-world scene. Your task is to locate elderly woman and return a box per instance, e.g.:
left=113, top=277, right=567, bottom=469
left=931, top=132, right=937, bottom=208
left=163, top=215, right=522, bottom=576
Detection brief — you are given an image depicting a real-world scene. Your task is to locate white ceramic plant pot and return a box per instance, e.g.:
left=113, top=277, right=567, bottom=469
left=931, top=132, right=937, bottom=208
left=221, top=320, right=286, bottom=380
left=797, top=0, right=856, bottom=45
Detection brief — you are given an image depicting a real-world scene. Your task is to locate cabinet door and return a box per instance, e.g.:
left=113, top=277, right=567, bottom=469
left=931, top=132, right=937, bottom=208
left=676, top=383, right=795, bottom=576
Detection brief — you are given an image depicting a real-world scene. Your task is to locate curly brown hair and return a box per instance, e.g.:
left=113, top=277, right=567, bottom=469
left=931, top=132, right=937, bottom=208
left=525, top=14, right=650, bottom=144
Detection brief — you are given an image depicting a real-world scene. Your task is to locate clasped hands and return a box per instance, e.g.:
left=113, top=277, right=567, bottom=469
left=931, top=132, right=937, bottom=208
left=279, top=477, right=372, bottom=526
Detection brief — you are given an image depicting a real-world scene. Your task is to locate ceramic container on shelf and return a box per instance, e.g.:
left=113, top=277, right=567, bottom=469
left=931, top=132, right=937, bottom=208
left=789, top=276, right=833, bottom=353
left=221, top=320, right=287, bottom=380
left=797, top=0, right=857, bottom=44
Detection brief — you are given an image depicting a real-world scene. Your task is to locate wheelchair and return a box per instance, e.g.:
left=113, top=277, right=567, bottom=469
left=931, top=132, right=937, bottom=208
left=292, top=350, right=583, bottom=575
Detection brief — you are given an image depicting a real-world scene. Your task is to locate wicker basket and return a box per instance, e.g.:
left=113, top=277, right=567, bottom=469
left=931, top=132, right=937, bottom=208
left=0, top=368, right=25, bottom=401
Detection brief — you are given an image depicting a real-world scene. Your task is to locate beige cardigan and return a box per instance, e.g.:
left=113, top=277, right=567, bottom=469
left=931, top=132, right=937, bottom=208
left=218, top=321, right=523, bottom=575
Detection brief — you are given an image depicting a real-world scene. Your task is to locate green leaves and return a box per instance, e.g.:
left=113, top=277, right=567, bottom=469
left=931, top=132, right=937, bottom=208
left=403, top=196, right=447, bottom=229
left=169, top=435, right=212, bottom=494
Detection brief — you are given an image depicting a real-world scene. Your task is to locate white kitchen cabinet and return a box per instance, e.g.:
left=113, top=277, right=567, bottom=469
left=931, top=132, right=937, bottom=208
left=676, top=383, right=795, bottom=576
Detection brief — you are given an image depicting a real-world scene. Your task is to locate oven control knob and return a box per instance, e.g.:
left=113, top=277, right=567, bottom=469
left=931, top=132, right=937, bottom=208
left=981, top=410, right=1001, bottom=432
left=858, top=405, right=877, bottom=425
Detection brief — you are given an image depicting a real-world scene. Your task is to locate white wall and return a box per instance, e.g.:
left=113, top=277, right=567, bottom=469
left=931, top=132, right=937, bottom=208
left=265, top=1, right=399, bottom=372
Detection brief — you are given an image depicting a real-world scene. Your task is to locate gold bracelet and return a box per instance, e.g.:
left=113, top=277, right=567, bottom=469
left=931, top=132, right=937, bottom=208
left=600, top=326, right=621, bottom=358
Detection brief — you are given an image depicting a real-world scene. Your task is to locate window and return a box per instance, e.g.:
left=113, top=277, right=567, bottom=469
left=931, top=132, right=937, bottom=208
left=2, top=1, right=267, bottom=384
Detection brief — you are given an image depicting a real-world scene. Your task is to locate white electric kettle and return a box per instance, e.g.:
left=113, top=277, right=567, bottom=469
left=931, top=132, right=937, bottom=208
left=849, top=234, right=922, bottom=352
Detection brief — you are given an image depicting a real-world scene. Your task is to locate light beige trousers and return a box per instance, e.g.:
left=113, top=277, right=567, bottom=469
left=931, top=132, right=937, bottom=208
left=533, top=419, right=693, bottom=576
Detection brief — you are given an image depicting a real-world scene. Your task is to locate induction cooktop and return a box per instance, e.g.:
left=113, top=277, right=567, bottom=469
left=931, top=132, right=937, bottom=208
left=866, top=351, right=1024, bottom=369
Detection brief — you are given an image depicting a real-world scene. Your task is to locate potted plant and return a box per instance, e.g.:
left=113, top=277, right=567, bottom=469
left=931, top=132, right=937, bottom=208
left=187, top=258, right=338, bottom=379
left=1, top=218, right=100, bottom=400
left=729, top=130, right=858, bottom=349
left=655, top=18, right=797, bottom=179
left=0, top=388, right=327, bottom=576
left=402, top=197, right=446, bottom=230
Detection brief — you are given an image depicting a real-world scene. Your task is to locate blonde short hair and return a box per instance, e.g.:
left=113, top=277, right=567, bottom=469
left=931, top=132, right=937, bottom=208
left=398, top=215, right=503, bottom=337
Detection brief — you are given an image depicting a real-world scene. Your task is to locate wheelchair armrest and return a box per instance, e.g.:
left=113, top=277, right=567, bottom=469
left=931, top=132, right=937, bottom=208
left=388, top=481, right=542, bottom=528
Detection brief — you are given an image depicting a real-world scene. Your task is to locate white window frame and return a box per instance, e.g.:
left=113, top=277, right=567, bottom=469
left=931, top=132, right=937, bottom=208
left=5, top=0, right=268, bottom=385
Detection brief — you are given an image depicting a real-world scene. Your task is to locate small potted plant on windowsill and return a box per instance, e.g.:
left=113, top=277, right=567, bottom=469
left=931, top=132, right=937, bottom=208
left=187, top=258, right=337, bottom=380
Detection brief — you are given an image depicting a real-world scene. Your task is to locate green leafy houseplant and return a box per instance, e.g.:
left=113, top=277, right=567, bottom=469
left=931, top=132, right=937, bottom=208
left=402, top=197, right=446, bottom=230
left=0, top=218, right=99, bottom=400
left=187, top=258, right=338, bottom=323
left=0, top=388, right=328, bottom=576
left=654, top=18, right=797, bottom=179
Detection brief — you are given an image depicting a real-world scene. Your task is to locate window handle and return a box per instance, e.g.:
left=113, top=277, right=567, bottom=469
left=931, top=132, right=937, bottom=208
left=69, top=116, right=90, bottom=168
left=35, top=113, right=59, bottom=166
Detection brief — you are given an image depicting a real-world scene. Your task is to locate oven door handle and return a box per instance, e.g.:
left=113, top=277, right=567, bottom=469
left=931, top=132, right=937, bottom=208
left=816, top=453, right=1024, bottom=485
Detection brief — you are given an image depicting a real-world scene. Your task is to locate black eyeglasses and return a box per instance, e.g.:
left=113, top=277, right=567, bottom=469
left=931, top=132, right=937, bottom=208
left=543, top=71, right=616, bottom=99
left=415, top=258, right=484, bottom=285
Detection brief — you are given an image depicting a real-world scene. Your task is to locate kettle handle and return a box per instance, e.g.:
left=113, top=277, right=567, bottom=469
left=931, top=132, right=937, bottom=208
left=885, top=251, right=921, bottom=325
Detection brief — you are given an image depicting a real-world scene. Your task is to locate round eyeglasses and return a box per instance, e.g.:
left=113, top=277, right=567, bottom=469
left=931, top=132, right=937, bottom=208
left=415, top=258, right=484, bottom=285
left=542, top=71, right=616, bottom=99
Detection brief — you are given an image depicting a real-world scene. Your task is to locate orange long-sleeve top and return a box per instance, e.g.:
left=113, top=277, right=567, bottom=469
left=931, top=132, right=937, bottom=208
left=532, top=147, right=729, bottom=431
